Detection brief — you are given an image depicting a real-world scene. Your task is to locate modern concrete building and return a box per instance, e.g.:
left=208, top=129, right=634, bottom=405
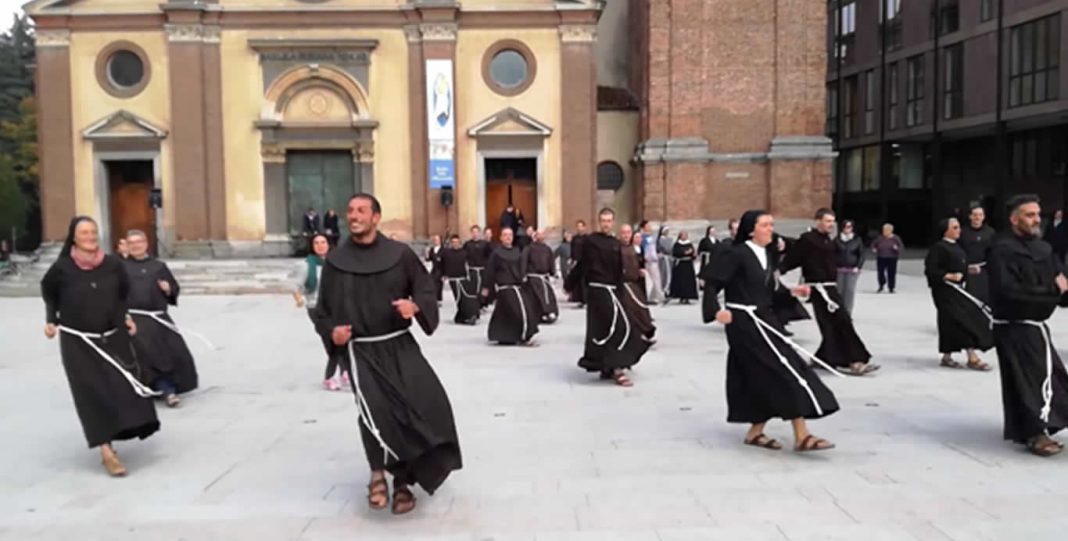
left=827, top=0, right=1068, bottom=242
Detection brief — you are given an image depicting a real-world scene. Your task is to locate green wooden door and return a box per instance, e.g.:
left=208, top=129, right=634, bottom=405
left=287, top=151, right=355, bottom=237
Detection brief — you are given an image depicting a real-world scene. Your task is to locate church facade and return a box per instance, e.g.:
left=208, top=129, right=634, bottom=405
left=29, top=0, right=830, bottom=256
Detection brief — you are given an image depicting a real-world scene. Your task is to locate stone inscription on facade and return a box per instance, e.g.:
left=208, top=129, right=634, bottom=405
left=259, top=51, right=370, bottom=63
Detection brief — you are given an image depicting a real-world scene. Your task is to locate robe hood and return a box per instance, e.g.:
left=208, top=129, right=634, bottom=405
left=326, top=233, right=409, bottom=274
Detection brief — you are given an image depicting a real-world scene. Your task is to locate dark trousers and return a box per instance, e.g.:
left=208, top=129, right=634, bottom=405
left=153, top=376, right=176, bottom=396
left=876, top=257, right=898, bottom=292
left=309, top=307, right=350, bottom=379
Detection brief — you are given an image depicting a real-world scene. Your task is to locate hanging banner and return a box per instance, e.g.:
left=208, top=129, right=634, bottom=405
left=426, top=59, right=455, bottom=189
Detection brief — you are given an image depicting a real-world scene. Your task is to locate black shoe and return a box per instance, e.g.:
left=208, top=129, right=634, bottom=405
left=876, top=287, right=884, bottom=293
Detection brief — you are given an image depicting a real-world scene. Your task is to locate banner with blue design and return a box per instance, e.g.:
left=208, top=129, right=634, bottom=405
left=426, top=59, right=455, bottom=189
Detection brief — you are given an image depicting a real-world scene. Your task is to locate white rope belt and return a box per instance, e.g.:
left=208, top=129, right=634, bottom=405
left=446, top=277, right=478, bottom=299
left=346, top=328, right=410, bottom=465
left=725, top=304, right=843, bottom=416
left=676, top=257, right=694, bottom=262
left=943, top=281, right=994, bottom=326
left=623, top=282, right=651, bottom=310
left=495, top=284, right=529, bottom=339
left=806, top=282, right=841, bottom=313
left=467, top=266, right=484, bottom=295
left=700, top=253, right=711, bottom=265
left=992, top=319, right=1055, bottom=425
left=526, top=273, right=554, bottom=307
left=589, top=282, right=630, bottom=350
left=127, top=309, right=216, bottom=350
left=58, top=326, right=161, bottom=398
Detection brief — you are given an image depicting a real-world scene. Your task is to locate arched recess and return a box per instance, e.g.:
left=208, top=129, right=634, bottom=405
left=256, top=63, right=378, bottom=255
left=261, top=64, right=372, bottom=123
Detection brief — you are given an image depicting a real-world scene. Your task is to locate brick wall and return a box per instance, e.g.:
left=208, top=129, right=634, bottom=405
left=637, top=0, right=833, bottom=221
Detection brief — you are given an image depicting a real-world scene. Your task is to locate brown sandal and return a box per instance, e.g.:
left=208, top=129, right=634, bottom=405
left=744, top=433, right=782, bottom=450
left=391, top=485, right=416, bottom=515
left=966, top=358, right=992, bottom=372
left=795, top=434, right=836, bottom=453
left=1027, top=436, right=1063, bottom=457
left=367, top=478, right=389, bottom=510
left=614, top=371, right=634, bottom=387
left=941, top=357, right=964, bottom=369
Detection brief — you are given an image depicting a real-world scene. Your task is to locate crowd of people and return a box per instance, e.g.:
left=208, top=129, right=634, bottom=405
left=36, top=193, right=1068, bottom=517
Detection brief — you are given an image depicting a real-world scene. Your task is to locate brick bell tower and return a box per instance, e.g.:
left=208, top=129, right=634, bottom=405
left=632, top=0, right=834, bottom=233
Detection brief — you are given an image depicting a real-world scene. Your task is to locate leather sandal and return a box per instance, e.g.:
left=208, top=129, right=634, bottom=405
left=795, top=434, right=836, bottom=453
left=744, top=433, right=783, bottom=450
left=367, top=477, right=389, bottom=510
left=391, top=485, right=416, bottom=515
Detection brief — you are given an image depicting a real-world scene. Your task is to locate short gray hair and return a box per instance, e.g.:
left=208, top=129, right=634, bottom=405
left=126, top=229, right=148, bottom=241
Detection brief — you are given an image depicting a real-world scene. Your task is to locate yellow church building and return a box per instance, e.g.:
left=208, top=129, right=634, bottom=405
left=28, top=0, right=635, bottom=256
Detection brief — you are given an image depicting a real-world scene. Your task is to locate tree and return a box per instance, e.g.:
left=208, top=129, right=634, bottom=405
left=0, top=155, right=26, bottom=244
left=0, top=15, right=38, bottom=248
left=0, top=14, right=34, bottom=141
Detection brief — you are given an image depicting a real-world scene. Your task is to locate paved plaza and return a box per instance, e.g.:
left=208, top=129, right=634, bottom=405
left=3, top=272, right=1068, bottom=540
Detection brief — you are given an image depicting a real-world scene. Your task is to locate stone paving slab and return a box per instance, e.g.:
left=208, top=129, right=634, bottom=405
left=2, top=275, right=1068, bottom=540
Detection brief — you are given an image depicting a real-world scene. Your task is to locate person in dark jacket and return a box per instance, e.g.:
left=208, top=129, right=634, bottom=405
left=323, top=209, right=341, bottom=247
left=871, top=223, right=904, bottom=293
left=302, top=208, right=322, bottom=254
left=1044, top=209, right=1067, bottom=264
left=499, top=205, right=519, bottom=234
left=834, top=220, right=865, bottom=314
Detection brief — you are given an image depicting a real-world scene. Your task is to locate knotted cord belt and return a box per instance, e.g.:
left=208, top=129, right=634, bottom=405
left=58, top=326, right=161, bottom=398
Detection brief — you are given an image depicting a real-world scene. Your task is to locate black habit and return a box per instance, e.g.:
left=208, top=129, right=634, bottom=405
left=441, top=247, right=480, bottom=325
left=960, top=224, right=996, bottom=304
left=41, top=255, right=160, bottom=448
left=314, top=235, right=461, bottom=493
left=769, top=235, right=811, bottom=326
left=669, top=240, right=699, bottom=300
left=988, top=232, right=1068, bottom=444
left=123, top=256, right=199, bottom=394
left=426, top=245, right=444, bottom=302
left=463, top=238, right=492, bottom=306
left=781, top=230, right=872, bottom=368
left=697, top=236, right=722, bottom=275
left=523, top=242, right=560, bottom=323
left=484, top=245, right=540, bottom=344
left=621, top=243, right=656, bottom=339
left=569, top=232, right=651, bottom=373
left=923, top=240, right=994, bottom=354
left=566, top=234, right=588, bottom=303
left=703, top=243, right=839, bottom=423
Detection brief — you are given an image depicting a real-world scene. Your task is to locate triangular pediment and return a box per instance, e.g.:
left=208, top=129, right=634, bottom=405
left=82, top=110, right=168, bottom=141
left=467, top=107, right=552, bottom=137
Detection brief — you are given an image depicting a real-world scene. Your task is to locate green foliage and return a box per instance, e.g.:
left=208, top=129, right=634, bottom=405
left=0, top=15, right=37, bottom=246
left=0, top=14, right=34, bottom=140
left=1, top=97, right=39, bottom=208
left=0, top=155, right=26, bottom=240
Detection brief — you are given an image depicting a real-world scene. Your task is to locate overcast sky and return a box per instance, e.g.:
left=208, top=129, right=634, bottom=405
left=0, top=0, right=25, bottom=28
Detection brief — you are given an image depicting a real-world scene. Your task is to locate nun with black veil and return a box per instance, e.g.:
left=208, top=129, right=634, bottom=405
left=40, top=216, right=160, bottom=477
left=702, top=210, right=841, bottom=452
left=923, top=217, right=994, bottom=370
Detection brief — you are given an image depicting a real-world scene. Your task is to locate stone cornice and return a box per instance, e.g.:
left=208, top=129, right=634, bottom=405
left=165, top=23, right=221, bottom=43
left=419, top=22, right=457, bottom=42
left=635, top=137, right=837, bottom=164
left=35, top=29, right=70, bottom=48
left=559, top=24, right=597, bottom=43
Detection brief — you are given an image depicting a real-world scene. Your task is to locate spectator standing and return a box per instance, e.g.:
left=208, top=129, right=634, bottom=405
left=871, top=223, right=904, bottom=293
left=834, top=220, right=865, bottom=313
